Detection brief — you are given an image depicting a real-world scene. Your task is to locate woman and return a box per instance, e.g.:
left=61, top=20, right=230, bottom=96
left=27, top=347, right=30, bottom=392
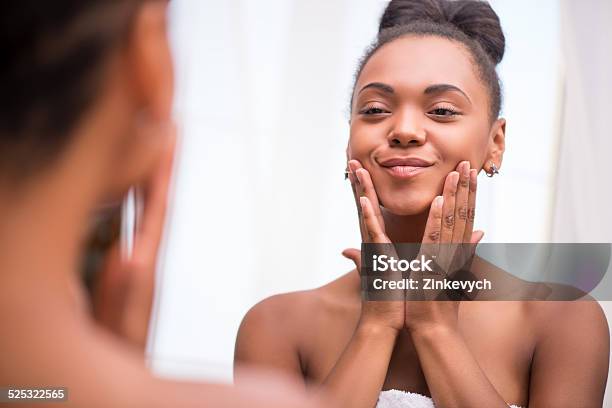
left=234, top=1, right=609, bottom=407
left=0, top=1, right=325, bottom=407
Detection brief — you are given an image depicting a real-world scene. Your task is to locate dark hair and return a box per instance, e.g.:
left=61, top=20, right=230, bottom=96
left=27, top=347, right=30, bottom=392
left=352, top=0, right=505, bottom=121
left=0, top=1, right=144, bottom=183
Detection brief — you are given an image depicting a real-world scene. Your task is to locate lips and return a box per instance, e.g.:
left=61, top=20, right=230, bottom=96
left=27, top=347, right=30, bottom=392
left=378, top=157, right=434, bottom=179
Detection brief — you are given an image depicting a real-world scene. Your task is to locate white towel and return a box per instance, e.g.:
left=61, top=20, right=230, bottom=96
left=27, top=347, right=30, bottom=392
left=377, top=389, right=435, bottom=408
left=376, top=389, right=523, bottom=408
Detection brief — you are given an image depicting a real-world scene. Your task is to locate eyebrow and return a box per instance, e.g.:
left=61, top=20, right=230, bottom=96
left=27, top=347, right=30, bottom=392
left=358, top=82, right=395, bottom=95
left=357, top=82, right=472, bottom=105
left=424, top=83, right=472, bottom=105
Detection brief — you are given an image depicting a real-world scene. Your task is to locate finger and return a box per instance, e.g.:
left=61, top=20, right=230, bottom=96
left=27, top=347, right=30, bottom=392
left=439, top=171, right=459, bottom=272
left=120, top=274, right=155, bottom=349
left=126, top=123, right=176, bottom=342
left=355, top=168, right=381, bottom=211
left=464, top=230, right=485, bottom=262
left=347, top=159, right=363, bottom=201
left=440, top=171, right=459, bottom=243
left=463, top=169, right=478, bottom=243
left=342, top=248, right=362, bottom=274
left=470, top=230, right=485, bottom=245
left=452, top=161, right=470, bottom=243
left=348, top=160, right=367, bottom=205
left=348, top=160, right=368, bottom=241
left=136, top=122, right=177, bottom=259
left=420, top=195, right=444, bottom=269
left=421, top=195, right=444, bottom=259
left=422, top=195, right=444, bottom=243
left=355, top=167, right=385, bottom=233
left=92, top=242, right=126, bottom=332
left=360, top=196, right=390, bottom=244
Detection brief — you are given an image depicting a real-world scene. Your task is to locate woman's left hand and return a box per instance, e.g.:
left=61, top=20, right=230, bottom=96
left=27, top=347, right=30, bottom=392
left=404, top=161, right=483, bottom=333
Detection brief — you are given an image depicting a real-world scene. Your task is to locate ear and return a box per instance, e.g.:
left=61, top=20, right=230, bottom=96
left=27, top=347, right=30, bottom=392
left=484, top=118, right=506, bottom=172
left=127, top=0, right=173, bottom=121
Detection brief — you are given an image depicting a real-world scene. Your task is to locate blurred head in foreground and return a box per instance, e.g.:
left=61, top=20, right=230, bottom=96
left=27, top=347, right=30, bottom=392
left=0, top=0, right=174, bottom=199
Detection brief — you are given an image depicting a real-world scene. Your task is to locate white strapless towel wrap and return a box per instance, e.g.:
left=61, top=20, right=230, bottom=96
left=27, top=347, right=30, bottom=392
left=376, top=389, right=523, bottom=408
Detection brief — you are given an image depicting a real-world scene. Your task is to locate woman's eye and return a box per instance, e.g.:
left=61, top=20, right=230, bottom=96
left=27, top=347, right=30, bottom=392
left=360, top=107, right=389, bottom=115
left=429, top=107, right=460, bottom=117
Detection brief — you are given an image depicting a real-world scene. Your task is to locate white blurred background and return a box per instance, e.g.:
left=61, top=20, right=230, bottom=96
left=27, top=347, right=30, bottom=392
left=146, top=0, right=612, bottom=403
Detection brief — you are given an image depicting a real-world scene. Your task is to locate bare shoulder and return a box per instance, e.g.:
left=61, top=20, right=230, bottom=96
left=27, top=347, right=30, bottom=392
left=526, top=300, right=609, bottom=339
left=234, top=271, right=359, bottom=371
left=525, top=301, right=610, bottom=406
left=238, top=289, right=321, bottom=339
left=239, top=272, right=359, bottom=336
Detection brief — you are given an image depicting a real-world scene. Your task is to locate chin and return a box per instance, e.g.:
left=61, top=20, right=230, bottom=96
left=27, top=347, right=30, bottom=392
left=379, top=192, right=434, bottom=216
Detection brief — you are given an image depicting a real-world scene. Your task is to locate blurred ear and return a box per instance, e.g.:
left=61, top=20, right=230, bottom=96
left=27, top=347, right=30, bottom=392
left=485, top=118, right=506, bottom=171
left=127, top=0, right=173, bottom=121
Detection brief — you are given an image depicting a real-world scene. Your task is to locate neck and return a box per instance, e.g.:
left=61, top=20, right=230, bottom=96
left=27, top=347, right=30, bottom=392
left=0, top=136, right=109, bottom=312
left=382, top=207, right=430, bottom=243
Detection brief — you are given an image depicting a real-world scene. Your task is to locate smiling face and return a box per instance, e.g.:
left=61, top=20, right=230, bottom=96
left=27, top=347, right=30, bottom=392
left=349, top=35, right=505, bottom=216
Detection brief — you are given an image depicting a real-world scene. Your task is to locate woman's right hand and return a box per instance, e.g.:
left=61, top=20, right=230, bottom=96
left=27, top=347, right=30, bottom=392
left=92, top=126, right=176, bottom=350
left=343, top=159, right=404, bottom=334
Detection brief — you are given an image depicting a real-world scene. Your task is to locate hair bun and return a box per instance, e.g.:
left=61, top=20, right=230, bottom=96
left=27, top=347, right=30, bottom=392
left=379, top=0, right=505, bottom=65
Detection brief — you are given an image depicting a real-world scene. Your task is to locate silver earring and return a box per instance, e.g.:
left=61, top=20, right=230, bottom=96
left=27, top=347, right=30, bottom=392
left=486, top=162, right=499, bottom=177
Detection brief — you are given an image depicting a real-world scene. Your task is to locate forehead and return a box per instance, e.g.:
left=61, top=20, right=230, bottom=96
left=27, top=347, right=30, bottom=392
left=356, top=35, right=486, bottom=103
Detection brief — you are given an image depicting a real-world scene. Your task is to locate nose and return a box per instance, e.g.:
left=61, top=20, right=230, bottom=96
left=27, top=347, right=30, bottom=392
left=387, top=108, right=426, bottom=147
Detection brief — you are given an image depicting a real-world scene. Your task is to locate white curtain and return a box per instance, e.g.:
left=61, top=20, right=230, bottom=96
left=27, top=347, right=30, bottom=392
left=555, top=0, right=612, bottom=405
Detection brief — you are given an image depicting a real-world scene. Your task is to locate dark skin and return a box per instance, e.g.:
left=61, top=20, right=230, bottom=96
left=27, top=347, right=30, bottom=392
left=235, top=36, right=609, bottom=407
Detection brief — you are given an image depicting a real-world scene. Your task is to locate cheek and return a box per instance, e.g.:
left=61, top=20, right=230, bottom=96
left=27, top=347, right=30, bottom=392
left=348, top=122, right=386, bottom=166
left=348, top=128, right=370, bottom=157
left=430, top=123, right=489, bottom=170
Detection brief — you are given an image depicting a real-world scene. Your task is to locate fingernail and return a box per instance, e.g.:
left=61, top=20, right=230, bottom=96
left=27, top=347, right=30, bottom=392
left=462, top=161, right=470, bottom=177
left=436, top=195, right=444, bottom=208
left=359, top=196, right=367, bottom=209
left=470, top=169, right=477, bottom=183
left=355, top=168, right=364, bottom=184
